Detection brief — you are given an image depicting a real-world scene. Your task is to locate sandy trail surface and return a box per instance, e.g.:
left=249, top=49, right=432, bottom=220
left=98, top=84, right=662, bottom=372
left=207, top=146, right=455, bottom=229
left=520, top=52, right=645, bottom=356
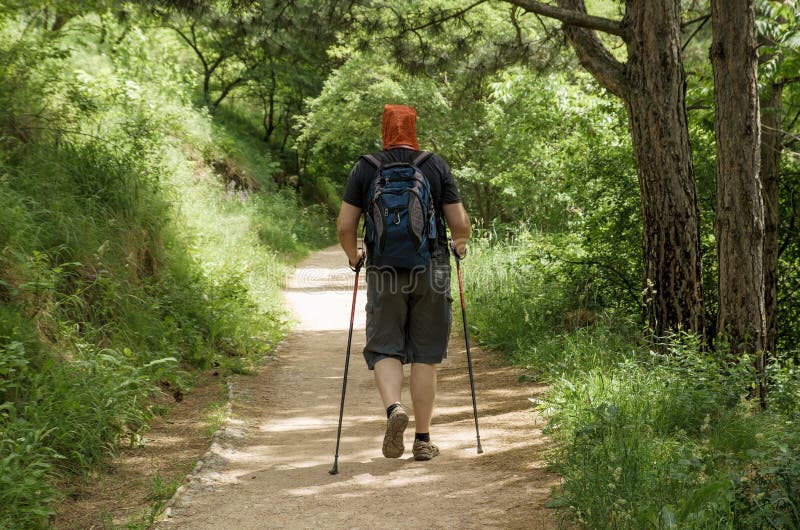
left=159, top=246, right=558, bottom=529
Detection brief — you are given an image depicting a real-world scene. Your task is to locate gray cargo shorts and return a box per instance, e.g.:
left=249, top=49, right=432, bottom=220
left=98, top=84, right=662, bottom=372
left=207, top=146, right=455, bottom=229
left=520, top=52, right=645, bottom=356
left=363, top=258, right=453, bottom=369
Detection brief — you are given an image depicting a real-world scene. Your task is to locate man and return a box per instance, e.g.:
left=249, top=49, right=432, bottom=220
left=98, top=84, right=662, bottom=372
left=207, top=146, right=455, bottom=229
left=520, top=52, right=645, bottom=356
left=337, top=104, right=471, bottom=461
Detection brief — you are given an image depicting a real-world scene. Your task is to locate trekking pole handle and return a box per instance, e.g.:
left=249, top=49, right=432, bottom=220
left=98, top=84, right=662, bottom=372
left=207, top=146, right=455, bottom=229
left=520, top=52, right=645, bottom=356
left=450, top=241, right=467, bottom=261
left=349, top=248, right=365, bottom=273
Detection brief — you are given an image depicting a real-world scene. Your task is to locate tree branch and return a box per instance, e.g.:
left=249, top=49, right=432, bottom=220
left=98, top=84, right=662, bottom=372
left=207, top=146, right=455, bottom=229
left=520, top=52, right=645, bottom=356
left=511, top=6, right=524, bottom=47
left=782, top=132, right=800, bottom=150
left=681, top=14, right=710, bottom=51
left=687, top=100, right=713, bottom=111
left=785, top=106, right=800, bottom=133
left=554, top=0, right=629, bottom=99
left=405, top=0, right=490, bottom=32
left=212, top=77, right=246, bottom=109
left=207, top=51, right=227, bottom=76
left=778, top=76, right=800, bottom=88
left=171, top=22, right=208, bottom=73
left=503, top=0, right=628, bottom=39
left=681, top=13, right=710, bottom=29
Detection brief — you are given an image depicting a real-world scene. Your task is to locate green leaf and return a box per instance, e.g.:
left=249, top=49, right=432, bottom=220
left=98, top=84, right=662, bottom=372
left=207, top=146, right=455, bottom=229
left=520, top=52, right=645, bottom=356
left=677, top=480, right=731, bottom=521
left=660, top=505, right=677, bottom=528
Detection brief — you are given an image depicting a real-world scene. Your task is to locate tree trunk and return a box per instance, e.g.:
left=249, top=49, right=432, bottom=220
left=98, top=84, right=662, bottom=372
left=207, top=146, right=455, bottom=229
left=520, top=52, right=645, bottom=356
left=622, top=0, right=705, bottom=337
left=280, top=102, right=296, bottom=154
left=710, top=0, right=766, bottom=359
left=50, top=14, right=71, bottom=32
left=509, top=0, right=705, bottom=337
left=203, top=70, right=212, bottom=108
left=263, top=68, right=277, bottom=142
left=263, top=95, right=276, bottom=142
left=760, top=83, right=782, bottom=355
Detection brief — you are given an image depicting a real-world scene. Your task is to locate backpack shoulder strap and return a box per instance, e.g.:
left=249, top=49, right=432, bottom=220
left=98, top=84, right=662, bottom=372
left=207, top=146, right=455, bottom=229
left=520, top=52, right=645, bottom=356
left=413, top=151, right=433, bottom=167
left=361, top=153, right=383, bottom=169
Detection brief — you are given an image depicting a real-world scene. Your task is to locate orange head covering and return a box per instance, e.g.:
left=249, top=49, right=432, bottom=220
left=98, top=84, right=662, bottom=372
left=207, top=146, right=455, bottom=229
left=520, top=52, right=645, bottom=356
left=382, top=104, right=420, bottom=150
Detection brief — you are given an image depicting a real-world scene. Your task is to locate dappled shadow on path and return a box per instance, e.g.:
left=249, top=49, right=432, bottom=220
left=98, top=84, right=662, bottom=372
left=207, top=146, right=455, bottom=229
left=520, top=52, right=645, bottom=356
left=159, top=246, right=559, bottom=530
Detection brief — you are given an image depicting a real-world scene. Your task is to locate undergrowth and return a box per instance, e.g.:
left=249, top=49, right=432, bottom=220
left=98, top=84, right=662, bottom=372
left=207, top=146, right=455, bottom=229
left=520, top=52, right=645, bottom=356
left=465, top=235, right=800, bottom=529
left=0, top=11, right=332, bottom=528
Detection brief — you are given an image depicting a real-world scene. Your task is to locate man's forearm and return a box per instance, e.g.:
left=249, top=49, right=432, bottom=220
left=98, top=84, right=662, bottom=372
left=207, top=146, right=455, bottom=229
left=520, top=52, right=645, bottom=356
left=442, top=203, right=471, bottom=257
left=450, top=227, right=470, bottom=257
left=337, top=202, right=363, bottom=266
left=338, top=228, right=359, bottom=265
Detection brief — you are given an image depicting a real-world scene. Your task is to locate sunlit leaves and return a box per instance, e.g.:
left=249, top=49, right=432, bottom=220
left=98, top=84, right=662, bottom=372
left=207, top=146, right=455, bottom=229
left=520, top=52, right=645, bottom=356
left=756, top=0, right=800, bottom=85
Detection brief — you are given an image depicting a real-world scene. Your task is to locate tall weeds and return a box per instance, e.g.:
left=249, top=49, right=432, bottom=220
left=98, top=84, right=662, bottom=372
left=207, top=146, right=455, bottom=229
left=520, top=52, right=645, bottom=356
left=466, top=237, right=800, bottom=529
left=0, top=10, right=333, bottom=527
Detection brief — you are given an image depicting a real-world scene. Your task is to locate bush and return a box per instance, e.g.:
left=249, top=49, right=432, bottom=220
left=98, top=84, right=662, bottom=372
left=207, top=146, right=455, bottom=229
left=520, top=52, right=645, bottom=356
left=463, top=231, right=638, bottom=379
left=467, top=233, right=800, bottom=529
left=0, top=7, right=334, bottom=525
left=544, top=341, right=800, bottom=529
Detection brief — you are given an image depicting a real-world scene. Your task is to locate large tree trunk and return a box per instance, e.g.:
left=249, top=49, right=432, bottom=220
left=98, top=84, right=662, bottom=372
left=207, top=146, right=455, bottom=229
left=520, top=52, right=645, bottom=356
left=511, top=0, right=705, bottom=336
left=623, top=0, right=704, bottom=337
left=710, top=0, right=766, bottom=358
left=760, top=83, right=782, bottom=355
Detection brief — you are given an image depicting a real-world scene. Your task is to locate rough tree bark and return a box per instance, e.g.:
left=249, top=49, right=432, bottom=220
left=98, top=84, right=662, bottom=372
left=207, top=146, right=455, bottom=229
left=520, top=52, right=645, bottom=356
left=710, top=0, right=766, bottom=354
left=619, top=1, right=704, bottom=336
left=508, top=0, right=705, bottom=337
left=760, top=83, right=782, bottom=355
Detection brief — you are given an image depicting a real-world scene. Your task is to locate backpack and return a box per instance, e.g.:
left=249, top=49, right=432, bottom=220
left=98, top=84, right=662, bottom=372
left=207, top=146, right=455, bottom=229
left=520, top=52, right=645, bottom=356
left=362, top=151, right=437, bottom=268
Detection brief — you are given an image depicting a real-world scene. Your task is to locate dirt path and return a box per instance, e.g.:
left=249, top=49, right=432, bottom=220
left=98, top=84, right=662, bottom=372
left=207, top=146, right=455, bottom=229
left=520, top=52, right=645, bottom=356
left=159, top=246, right=558, bottom=529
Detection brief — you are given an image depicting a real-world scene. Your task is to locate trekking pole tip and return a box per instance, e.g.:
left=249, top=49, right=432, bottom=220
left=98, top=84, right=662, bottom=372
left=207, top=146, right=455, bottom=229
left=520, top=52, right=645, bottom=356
left=329, top=464, right=338, bottom=475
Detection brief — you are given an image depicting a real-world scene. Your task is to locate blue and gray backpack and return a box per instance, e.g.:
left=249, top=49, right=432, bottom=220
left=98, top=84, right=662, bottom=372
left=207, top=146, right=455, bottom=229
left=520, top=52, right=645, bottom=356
left=362, top=151, right=437, bottom=268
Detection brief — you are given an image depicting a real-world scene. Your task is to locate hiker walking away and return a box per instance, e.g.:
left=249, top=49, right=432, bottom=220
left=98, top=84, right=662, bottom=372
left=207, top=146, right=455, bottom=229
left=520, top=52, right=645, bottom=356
left=337, top=104, right=471, bottom=461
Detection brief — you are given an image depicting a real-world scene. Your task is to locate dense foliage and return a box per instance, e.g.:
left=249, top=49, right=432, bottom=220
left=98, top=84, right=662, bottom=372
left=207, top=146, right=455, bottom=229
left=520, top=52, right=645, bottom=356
left=465, top=238, right=800, bottom=528
left=2, top=0, right=799, bottom=528
left=0, top=4, right=331, bottom=527
left=300, top=1, right=800, bottom=527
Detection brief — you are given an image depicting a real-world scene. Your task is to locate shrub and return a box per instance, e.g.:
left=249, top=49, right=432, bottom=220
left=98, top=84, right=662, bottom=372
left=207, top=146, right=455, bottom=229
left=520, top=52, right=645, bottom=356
left=468, top=234, right=800, bottom=529
left=544, top=341, right=800, bottom=529
left=0, top=7, right=334, bottom=525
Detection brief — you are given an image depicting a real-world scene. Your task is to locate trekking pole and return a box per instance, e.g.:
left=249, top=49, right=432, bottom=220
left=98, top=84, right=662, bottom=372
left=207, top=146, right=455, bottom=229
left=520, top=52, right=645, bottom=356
left=330, top=251, right=364, bottom=475
left=452, top=243, right=483, bottom=454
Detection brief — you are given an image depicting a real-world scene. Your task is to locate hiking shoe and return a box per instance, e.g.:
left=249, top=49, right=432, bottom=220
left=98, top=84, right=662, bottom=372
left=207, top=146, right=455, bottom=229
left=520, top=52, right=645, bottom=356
left=412, top=439, right=440, bottom=461
left=382, top=403, right=409, bottom=458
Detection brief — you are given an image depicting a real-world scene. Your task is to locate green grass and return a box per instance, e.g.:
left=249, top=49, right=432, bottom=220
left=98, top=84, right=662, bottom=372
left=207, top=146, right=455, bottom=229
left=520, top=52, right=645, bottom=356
left=203, top=398, right=229, bottom=438
left=466, top=235, right=800, bottom=529
left=461, top=231, right=640, bottom=379
left=0, top=11, right=334, bottom=527
left=145, top=472, right=181, bottom=503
